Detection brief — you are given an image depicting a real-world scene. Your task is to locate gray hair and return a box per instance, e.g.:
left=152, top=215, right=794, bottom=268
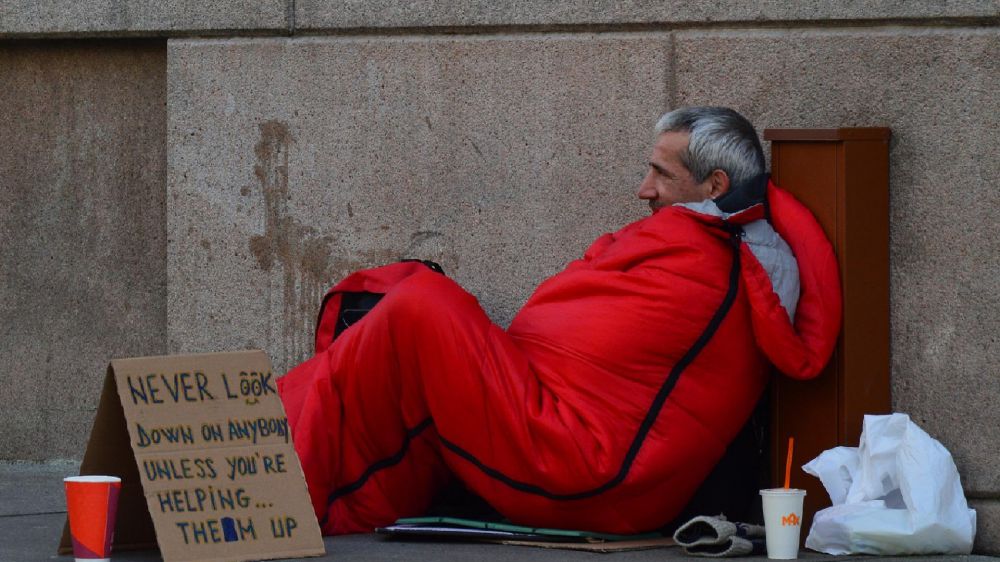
left=654, top=107, right=765, bottom=190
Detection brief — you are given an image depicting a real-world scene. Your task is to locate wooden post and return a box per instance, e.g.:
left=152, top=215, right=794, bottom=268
left=763, top=128, right=892, bottom=538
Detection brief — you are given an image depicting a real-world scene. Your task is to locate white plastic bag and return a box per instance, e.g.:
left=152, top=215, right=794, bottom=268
left=803, top=413, right=977, bottom=555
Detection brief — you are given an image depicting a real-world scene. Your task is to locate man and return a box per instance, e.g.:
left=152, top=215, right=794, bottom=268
left=641, top=108, right=762, bottom=211
left=640, top=107, right=800, bottom=319
left=278, top=107, right=841, bottom=535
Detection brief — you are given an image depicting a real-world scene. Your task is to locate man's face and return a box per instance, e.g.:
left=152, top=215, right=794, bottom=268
left=636, top=132, right=713, bottom=212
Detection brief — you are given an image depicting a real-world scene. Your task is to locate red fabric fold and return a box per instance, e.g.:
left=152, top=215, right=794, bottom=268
left=741, top=183, right=842, bottom=379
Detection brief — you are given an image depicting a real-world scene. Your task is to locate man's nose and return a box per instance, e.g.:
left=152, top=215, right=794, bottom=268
left=637, top=172, right=655, bottom=199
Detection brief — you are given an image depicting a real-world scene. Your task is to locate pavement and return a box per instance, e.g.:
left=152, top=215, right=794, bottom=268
left=1, top=462, right=996, bottom=562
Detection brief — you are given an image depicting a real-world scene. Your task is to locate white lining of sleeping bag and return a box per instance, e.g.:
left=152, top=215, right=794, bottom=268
left=676, top=199, right=800, bottom=321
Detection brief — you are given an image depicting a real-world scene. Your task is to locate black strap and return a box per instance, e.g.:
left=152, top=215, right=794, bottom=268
left=320, top=418, right=434, bottom=527
left=399, top=259, right=445, bottom=274
left=715, top=173, right=768, bottom=214
left=315, top=259, right=447, bottom=347
left=333, top=292, right=384, bottom=340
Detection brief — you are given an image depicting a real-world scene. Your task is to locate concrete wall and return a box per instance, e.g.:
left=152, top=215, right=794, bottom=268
left=0, top=40, right=167, bottom=460
left=2, top=0, right=998, bottom=553
left=166, top=35, right=662, bottom=367
left=0, top=1, right=288, bottom=37
left=673, top=24, right=1000, bottom=491
left=3, top=2, right=999, bottom=36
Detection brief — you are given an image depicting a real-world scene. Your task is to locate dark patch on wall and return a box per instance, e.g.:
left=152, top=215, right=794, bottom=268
left=249, top=120, right=349, bottom=365
left=247, top=121, right=459, bottom=367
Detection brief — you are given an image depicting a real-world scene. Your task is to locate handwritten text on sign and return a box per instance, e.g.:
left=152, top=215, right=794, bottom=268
left=112, top=351, right=322, bottom=562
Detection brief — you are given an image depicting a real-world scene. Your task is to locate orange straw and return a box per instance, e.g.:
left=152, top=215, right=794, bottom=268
left=783, top=437, right=795, bottom=489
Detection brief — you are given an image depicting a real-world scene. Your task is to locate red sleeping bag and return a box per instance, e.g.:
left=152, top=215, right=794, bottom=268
left=278, top=182, right=841, bottom=535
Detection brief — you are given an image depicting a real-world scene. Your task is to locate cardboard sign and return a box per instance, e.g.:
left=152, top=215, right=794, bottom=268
left=60, top=350, right=325, bottom=562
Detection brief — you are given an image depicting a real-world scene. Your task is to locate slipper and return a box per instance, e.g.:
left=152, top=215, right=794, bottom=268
left=673, top=515, right=739, bottom=547
left=685, top=536, right=767, bottom=557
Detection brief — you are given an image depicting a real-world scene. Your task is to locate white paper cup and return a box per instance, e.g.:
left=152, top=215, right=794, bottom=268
left=760, top=488, right=806, bottom=559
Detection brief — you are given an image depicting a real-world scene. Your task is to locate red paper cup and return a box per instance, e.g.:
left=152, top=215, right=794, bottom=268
left=64, top=475, right=122, bottom=562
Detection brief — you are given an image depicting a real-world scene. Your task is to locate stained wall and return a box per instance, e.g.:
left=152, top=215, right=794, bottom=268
left=2, top=2, right=997, bottom=552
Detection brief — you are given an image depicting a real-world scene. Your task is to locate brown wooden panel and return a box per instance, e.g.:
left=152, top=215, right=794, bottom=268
left=770, top=143, right=838, bottom=241
left=764, top=128, right=891, bottom=142
left=768, top=140, right=841, bottom=535
left=771, top=358, right=839, bottom=534
left=765, top=128, right=891, bottom=545
left=839, top=139, right=892, bottom=443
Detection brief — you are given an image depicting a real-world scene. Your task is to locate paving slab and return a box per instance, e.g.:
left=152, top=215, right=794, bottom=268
left=0, top=462, right=79, bottom=516
left=3, top=463, right=995, bottom=561
left=973, top=500, right=1000, bottom=555
left=2, top=511, right=998, bottom=562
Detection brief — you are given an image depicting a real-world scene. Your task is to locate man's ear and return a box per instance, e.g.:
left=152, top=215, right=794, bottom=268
left=708, top=169, right=731, bottom=200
